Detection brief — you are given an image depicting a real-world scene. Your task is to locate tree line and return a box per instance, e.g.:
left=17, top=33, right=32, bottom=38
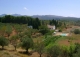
left=0, top=15, right=41, bottom=29
left=49, top=19, right=66, bottom=29
left=0, top=15, right=65, bottom=29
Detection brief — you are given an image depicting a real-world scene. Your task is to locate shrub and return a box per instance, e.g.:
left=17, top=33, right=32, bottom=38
left=74, top=29, right=80, bottom=34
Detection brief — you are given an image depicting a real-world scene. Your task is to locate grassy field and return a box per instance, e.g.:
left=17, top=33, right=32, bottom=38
left=54, top=34, right=80, bottom=46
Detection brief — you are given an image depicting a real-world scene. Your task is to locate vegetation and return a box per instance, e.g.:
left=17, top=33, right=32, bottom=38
left=0, top=36, right=9, bottom=49
left=0, top=15, right=80, bottom=57
left=46, top=45, right=61, bottom=57
left=0, top=15, right=41, bottom=29
left=10, top=35, right=19, bottom=50
left=39, top=25, right=50, bottom=35
left=21, top=36, right=33, bottom=53
left=34, top=41, right=45, bottom=57
left=74, top=29, right=80, bottom=34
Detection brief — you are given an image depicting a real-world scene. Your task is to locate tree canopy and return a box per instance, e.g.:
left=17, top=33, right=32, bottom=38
left=21, top=36, right=33, bottom=53
left=0, top=36, right=9, bottom=49
left=0, top=15, right=41, bottom=29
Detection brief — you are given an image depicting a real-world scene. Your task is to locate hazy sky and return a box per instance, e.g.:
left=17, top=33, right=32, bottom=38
left=0, top=0, right=80, bottom=17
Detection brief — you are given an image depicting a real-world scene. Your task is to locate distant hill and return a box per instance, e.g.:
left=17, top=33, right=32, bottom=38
left=0, top=14, right=80, bottom=20
left=32, top=15, right=80, bottom=20
left=0, top=14, right=21, bottom=17
left=12, top=14, right=22, bottom=16
left=0, top=14, right=6, bottom=17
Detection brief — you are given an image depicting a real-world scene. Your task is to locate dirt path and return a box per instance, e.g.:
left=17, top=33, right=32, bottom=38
left=58, top=39, right=70, bottom=46
left=30, top=52, right=39, bottom=57
left=10, top=29, right=17, bottom=37
left=0, top=50, right=21, bottom=57
left=8, top=51, right=21, bottom=57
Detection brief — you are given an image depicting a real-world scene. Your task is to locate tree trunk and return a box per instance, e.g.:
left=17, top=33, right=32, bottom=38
left=14, top=46, right=16, bottom=51
left=40, top=54, right=42, bottom=57
left=8, top=34, right=10, bottom=39
left=2, top=46, right=4, bottom=50
left=26, top=48, right=28, bottom=53
left=8, top=35, right=10, bottom=43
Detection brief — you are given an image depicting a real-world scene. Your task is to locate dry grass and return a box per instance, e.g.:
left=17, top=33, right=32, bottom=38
left=17, top=52, right=29, bottom=57
left=57, top=34, right=80, bottom=46
left=0, top=44, right=29, bottom=57
left=0, top=48, right=29, bottom=57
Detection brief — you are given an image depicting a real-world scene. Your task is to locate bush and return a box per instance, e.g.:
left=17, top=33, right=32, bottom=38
left=73, top=43, right=80, bottom=57
left=74, top=29, right=80, bottom=34
left=59, top=29, right=62, bottom=32
left=61, top=44, right=76, bottom=57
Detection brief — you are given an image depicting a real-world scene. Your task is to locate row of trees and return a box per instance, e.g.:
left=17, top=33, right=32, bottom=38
left=0, top=35, right=33, bottom=53
left=1, top=34, right=80, bottom=57
left=0, top=15, right=41, bottom=29
left=0, top=23, right=51, bottom=37
left=0, top=15, right=65, bottom=29
left=49, top=19, right=66, bottom=29
left=0, top=23, right=33, bottom=52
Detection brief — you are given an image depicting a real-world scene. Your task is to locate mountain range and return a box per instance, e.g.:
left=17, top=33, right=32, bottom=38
left=0, top=14, right=80, bottom=20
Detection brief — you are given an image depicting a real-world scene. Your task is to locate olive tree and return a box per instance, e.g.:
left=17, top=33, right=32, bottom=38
left=39, top=25, right=50, bottom=35
left=35, top=41, right=45, bottom=57
left=21, top=36, right=33, bottom=53
left=5, top=25, right=12, bottom=39
left=10, top=35, right=19, bottom=50
left=0, top=36, right=9, bottom=49
left=46, top=45, right=61, bottom=57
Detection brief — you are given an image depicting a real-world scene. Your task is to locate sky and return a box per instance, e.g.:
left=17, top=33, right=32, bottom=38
left=0, top=0, right=80, bottom=17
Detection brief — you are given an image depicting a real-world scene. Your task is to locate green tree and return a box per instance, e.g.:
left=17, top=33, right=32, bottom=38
left=0, top=25, right=6, bottom=36
left=21, top=37, right=33, bottom=53
left=74, top=29, right=80, bottom=34
left=35, top=18, right=41, bottom=29
left=73, top=48, right=80, bottom=57
left=5, top=25, right=12, bottom=39
left=73, top=43, right=80, bottom=57
left=39, top=25, right=50, bottom=35
left=14, top=24, right=23, bottom=34
left=23, top=28, right=32, bottom=38
left=46, top=45, right=61, bottom=57
left=0, top=36, right=9, bottom=49
left=18, top=32, right=24, bottom=42
left=10, top=35, right=19, bottom=50
left=35, top=41, right=45, bottom=57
